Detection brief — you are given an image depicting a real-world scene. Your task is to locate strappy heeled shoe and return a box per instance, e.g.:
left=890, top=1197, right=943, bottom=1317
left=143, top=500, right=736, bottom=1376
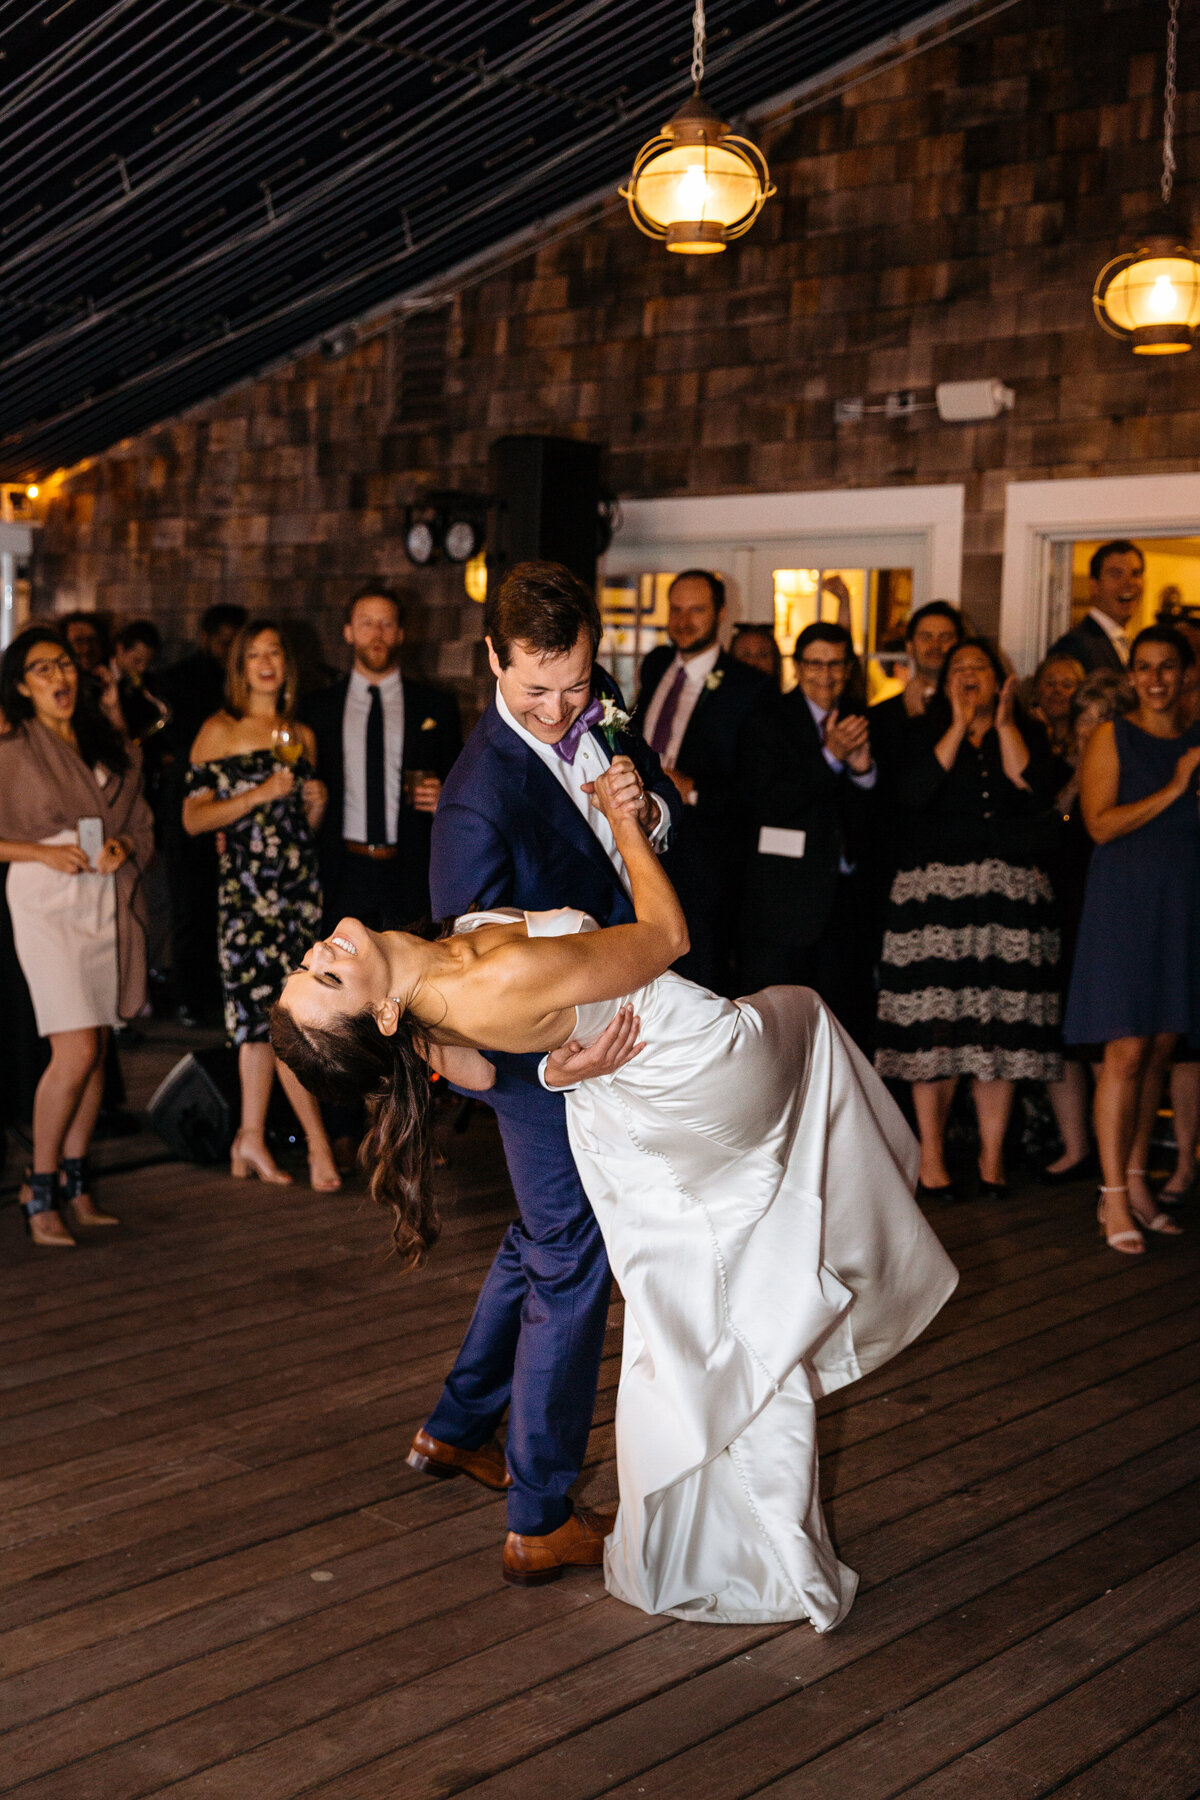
left=1126, top=1168, right=1183, bottom=1237
left=230, top=1133, right=292, bottom=1185
left=1098, top=1185, right=1144, bottom=1256
left=306, top=1149, right=342, bottom=1193
left=59, top=1156, right=120, bottom=1227
left=20, top=1170, right=76, bottom=1248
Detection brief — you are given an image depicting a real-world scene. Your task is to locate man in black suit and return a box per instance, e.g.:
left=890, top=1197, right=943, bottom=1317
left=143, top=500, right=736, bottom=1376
left=739, top=621, right=878, bottom=1051
left=1049, top=539, right=1143, bottom=673
left=304, top=586, right=462, bottom=931
left=632, top=569, right=770, bottom=992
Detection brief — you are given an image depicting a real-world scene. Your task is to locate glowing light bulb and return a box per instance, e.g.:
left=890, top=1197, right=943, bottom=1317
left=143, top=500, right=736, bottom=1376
left=25, top=485, right=38, bottom=499
left=1149, top=274, right=1179, bottom=317
left=677, top=162, right=709, bottom=214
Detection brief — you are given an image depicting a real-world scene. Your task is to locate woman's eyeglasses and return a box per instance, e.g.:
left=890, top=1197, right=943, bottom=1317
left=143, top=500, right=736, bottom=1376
left=23, top=656, right=75, bottom=680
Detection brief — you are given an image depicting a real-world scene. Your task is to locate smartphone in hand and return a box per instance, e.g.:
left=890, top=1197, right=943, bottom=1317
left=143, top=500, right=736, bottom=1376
left=78, top=817, right=104, bottom=871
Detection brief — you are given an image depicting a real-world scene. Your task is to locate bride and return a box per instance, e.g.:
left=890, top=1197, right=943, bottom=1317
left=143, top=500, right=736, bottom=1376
left=271, top=766, right=957, bottom=1630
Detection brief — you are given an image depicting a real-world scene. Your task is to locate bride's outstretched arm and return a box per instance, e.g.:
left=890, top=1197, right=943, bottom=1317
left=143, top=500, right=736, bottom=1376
left=480, top=762, right=689, bottom=1026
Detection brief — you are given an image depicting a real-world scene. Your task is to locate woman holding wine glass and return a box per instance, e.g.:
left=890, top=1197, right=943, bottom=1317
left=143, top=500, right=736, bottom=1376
left=183, top=619, right=340, bottom=1190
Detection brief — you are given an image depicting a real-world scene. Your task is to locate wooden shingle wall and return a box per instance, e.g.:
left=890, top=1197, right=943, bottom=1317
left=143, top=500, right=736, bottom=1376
left=34, top=0, right=1200, bottom=697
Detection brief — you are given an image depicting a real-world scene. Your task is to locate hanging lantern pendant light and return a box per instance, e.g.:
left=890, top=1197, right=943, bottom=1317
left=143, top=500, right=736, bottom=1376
left=622, top=1, right=775, bottom=254
left=1094, top=0, right=1200, bottom=354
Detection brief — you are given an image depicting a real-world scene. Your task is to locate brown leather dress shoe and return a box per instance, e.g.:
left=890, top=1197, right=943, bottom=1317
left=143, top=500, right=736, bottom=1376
left=502, top=1506, right=617, bottom=1587
left=406, top=1428, right=512, bottom=1491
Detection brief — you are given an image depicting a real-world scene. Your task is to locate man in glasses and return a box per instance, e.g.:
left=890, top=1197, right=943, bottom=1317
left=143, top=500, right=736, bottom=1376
left=738, top=621, right=878, bottom=1051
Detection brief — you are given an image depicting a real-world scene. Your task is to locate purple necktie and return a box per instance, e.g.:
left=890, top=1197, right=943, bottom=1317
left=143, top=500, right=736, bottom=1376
left=648, top=663, right=687, bottom=758
left=553, top=698, right=603, bottom=765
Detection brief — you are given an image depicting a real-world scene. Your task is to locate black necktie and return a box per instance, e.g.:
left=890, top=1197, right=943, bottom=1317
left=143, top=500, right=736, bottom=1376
left=365, top=684, right=386, bottom=844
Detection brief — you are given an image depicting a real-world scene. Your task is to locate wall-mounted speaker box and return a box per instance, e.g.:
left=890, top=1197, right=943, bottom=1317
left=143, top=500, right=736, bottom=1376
left=487, top=435, right=603, bottom=592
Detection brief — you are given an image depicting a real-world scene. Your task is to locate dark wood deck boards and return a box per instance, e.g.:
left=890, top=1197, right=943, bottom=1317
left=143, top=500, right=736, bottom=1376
left=2, top=1096, right=1199, bottom=1799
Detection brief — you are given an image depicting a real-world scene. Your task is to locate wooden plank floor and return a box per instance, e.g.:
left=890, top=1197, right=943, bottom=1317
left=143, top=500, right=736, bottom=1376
left=2, top=1079, right=1200, bottom=1799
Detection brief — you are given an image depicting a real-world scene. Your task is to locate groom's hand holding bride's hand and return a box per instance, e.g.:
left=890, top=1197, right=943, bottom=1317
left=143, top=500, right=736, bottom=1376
left=543, top=1004, right=645, bottom=1088
left=582, top=756, right=655, bottom=832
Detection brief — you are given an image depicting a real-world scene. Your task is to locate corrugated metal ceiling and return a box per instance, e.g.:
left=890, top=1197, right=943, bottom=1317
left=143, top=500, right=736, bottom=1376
left=0, top=0, right=955, bottom=478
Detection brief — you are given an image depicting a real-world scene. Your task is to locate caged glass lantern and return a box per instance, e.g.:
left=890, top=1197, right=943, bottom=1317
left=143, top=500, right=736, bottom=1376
left=622, top=3, right=774, bottom=255
left=1093, top=0, right=1200, bottom=356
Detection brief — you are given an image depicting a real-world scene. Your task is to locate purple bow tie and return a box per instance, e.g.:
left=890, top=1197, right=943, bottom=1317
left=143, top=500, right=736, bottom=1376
left=553, top=698, right=604, bottom=764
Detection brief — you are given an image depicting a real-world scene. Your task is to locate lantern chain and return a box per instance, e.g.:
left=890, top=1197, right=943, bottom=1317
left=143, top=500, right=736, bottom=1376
left=691, top=0, right=706, bottom=91
left=1163, top=0, right=1179, bottom=206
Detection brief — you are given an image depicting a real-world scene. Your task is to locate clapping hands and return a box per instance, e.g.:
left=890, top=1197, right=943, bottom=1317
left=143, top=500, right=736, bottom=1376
left=823, top=709, right=872, bottom=774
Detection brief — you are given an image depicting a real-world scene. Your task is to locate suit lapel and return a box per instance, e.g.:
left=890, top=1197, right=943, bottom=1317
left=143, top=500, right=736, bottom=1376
left=482, top=703, right=623, bottom=891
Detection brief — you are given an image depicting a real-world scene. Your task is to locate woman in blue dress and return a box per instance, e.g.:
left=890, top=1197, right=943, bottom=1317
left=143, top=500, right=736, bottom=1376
left=1066, top=625, right=1200, bottom=1253
left=184, top=619, right=340, bottom=1191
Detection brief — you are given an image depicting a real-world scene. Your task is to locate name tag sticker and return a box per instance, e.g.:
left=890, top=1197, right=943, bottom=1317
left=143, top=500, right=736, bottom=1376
left=758, top=826, right=806, bottom=859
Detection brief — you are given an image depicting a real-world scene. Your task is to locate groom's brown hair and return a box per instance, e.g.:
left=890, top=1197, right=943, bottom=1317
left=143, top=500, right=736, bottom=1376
left=485, top=560, right=602, bottom=668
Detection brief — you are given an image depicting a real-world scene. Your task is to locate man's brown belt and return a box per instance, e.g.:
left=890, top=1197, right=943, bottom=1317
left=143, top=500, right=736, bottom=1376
left=345, top=840, right=398, bottom=861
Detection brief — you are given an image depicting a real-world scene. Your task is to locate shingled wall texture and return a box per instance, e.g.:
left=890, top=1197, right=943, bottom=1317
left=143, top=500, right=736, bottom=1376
left=33, top=0, right=1200, bottom=699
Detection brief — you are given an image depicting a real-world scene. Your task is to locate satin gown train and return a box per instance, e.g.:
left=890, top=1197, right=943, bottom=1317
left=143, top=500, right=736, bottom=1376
left=455, top=909, right=959, bottom=1629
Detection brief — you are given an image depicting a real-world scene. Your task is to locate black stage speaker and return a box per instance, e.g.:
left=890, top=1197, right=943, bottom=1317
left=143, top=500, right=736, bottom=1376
left=487, top=435, right=603, bottom=591
left=148, top=1049, right=235, bottom=1164
left=148, top=1047, right=298, bottom=1165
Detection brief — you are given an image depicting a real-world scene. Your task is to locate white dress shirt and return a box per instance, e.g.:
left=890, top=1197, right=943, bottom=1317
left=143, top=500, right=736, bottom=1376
left=494, top=686, right=668, bottom=898
left=1087, top=607, right=1132, bottom=665
left=342, top=667, right=404, bottom=842
left=641, top=640, right=722, bottom=772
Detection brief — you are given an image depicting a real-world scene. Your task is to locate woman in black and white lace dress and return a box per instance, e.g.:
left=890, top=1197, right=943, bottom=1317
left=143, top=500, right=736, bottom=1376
left=874, top=638, right=1066, bottom=1200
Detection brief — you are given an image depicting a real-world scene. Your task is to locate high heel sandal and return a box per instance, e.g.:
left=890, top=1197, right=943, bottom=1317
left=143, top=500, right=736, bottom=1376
left=1125, top=1168, right=1183, bottom=1237
left=1098, top=1186, right=1144, bottom=1256
left=59, top=1157, right=120, bottom=1227
left=307, top=1151, right=342, bottom=1193
left=230, top=1133, right=292, bottom=1185
left=20, top=1170, right=76, bottom=1248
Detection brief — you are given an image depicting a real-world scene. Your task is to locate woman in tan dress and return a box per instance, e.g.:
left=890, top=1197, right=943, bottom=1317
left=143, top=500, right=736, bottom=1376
left=0, top=624, right=153, bottom=1246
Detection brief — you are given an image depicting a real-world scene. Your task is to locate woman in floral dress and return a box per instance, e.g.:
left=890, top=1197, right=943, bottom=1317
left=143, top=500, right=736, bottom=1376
left=184, top=619, right=340, bottom=1190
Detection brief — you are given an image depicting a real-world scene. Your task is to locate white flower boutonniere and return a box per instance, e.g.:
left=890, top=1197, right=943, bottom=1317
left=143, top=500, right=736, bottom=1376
left=597, top=695, right=631, bottom=751
left=704, top=668, right=725, bottom=693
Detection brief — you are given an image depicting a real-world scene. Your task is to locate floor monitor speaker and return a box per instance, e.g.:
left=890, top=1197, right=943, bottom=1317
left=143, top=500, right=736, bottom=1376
left=487, top=435, right=602, bottom=592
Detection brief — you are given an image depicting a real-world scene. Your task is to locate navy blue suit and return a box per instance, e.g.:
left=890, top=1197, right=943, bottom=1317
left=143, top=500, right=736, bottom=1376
left=423, top=684, right=680, bottom=1534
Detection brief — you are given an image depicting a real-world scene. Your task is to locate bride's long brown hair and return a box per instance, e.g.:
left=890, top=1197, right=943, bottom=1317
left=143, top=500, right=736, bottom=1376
left=269, top=1000, right=439, bottom=1269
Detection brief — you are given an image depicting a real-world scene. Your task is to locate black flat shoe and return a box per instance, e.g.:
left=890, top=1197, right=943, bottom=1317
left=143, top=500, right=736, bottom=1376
left=977, top=1178, right=1010, bottom=1200
left=1040, top=1153, right=1098, bottom=1186
left=916, top=1179, right=960, bottom=1201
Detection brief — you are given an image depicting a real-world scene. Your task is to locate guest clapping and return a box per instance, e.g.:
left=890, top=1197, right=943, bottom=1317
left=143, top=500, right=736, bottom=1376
left=183, top=619, right=340, bottom=1191
left=739, top=623, right=877, bottom=1048
left=0, top=626, right=153, bottom=1245
left=1065, top=626, right=1199, bottom=1252
left=875, top=639, right=1065, bottom=1198
left=1042, top=671, right=1128, bottom=1182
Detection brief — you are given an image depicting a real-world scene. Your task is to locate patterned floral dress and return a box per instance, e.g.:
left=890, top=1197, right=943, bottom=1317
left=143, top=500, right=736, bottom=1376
left=185, top=749, right=322, bottom=1045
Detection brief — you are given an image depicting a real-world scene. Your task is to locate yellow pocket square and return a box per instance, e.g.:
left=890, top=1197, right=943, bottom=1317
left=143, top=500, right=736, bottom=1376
left=421, top=717, right=437, bottom=730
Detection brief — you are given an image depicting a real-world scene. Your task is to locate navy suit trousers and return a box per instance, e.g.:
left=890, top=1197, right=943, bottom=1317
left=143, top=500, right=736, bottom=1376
left=423, top=1074, right=612, bottom=1535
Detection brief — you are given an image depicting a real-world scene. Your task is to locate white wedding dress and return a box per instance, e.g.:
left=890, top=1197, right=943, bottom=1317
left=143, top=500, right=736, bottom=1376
left=455, top=908, right=958, bottom=1630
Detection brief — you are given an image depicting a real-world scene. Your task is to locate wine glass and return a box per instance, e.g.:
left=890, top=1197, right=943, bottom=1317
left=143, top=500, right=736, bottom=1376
left=272, top=721, right=304, bottom=767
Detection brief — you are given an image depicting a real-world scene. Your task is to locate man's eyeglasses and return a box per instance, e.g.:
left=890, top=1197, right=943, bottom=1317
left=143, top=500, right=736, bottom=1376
left=798, top=656, right=849, bottom=672
left=23, top=656, right=75, bottom=680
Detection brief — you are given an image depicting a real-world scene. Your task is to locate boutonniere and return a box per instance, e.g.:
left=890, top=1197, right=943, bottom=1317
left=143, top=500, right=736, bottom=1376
left=704, top=668, right=725, bottom=693
left=597, top=695, right=631, bottom=750
left=421, top=716, right=437, bottom=731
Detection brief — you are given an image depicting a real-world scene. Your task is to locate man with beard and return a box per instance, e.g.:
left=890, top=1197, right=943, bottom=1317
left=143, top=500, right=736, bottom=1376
left=304, top=586, right=461, bottom=931
left=632, top=569, right=768, bottom=992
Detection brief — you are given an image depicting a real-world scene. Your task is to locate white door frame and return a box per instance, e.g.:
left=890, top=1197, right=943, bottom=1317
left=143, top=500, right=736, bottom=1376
left=606, top=485, right=965, bottom=622
left=0, top=521, right=33, bottom=651
left=1000, top=473, right=1200, bottom=673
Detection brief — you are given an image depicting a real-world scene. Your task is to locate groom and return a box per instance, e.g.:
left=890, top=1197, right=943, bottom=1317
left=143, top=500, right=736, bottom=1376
left=407, top=560, right=681, bottom=1585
